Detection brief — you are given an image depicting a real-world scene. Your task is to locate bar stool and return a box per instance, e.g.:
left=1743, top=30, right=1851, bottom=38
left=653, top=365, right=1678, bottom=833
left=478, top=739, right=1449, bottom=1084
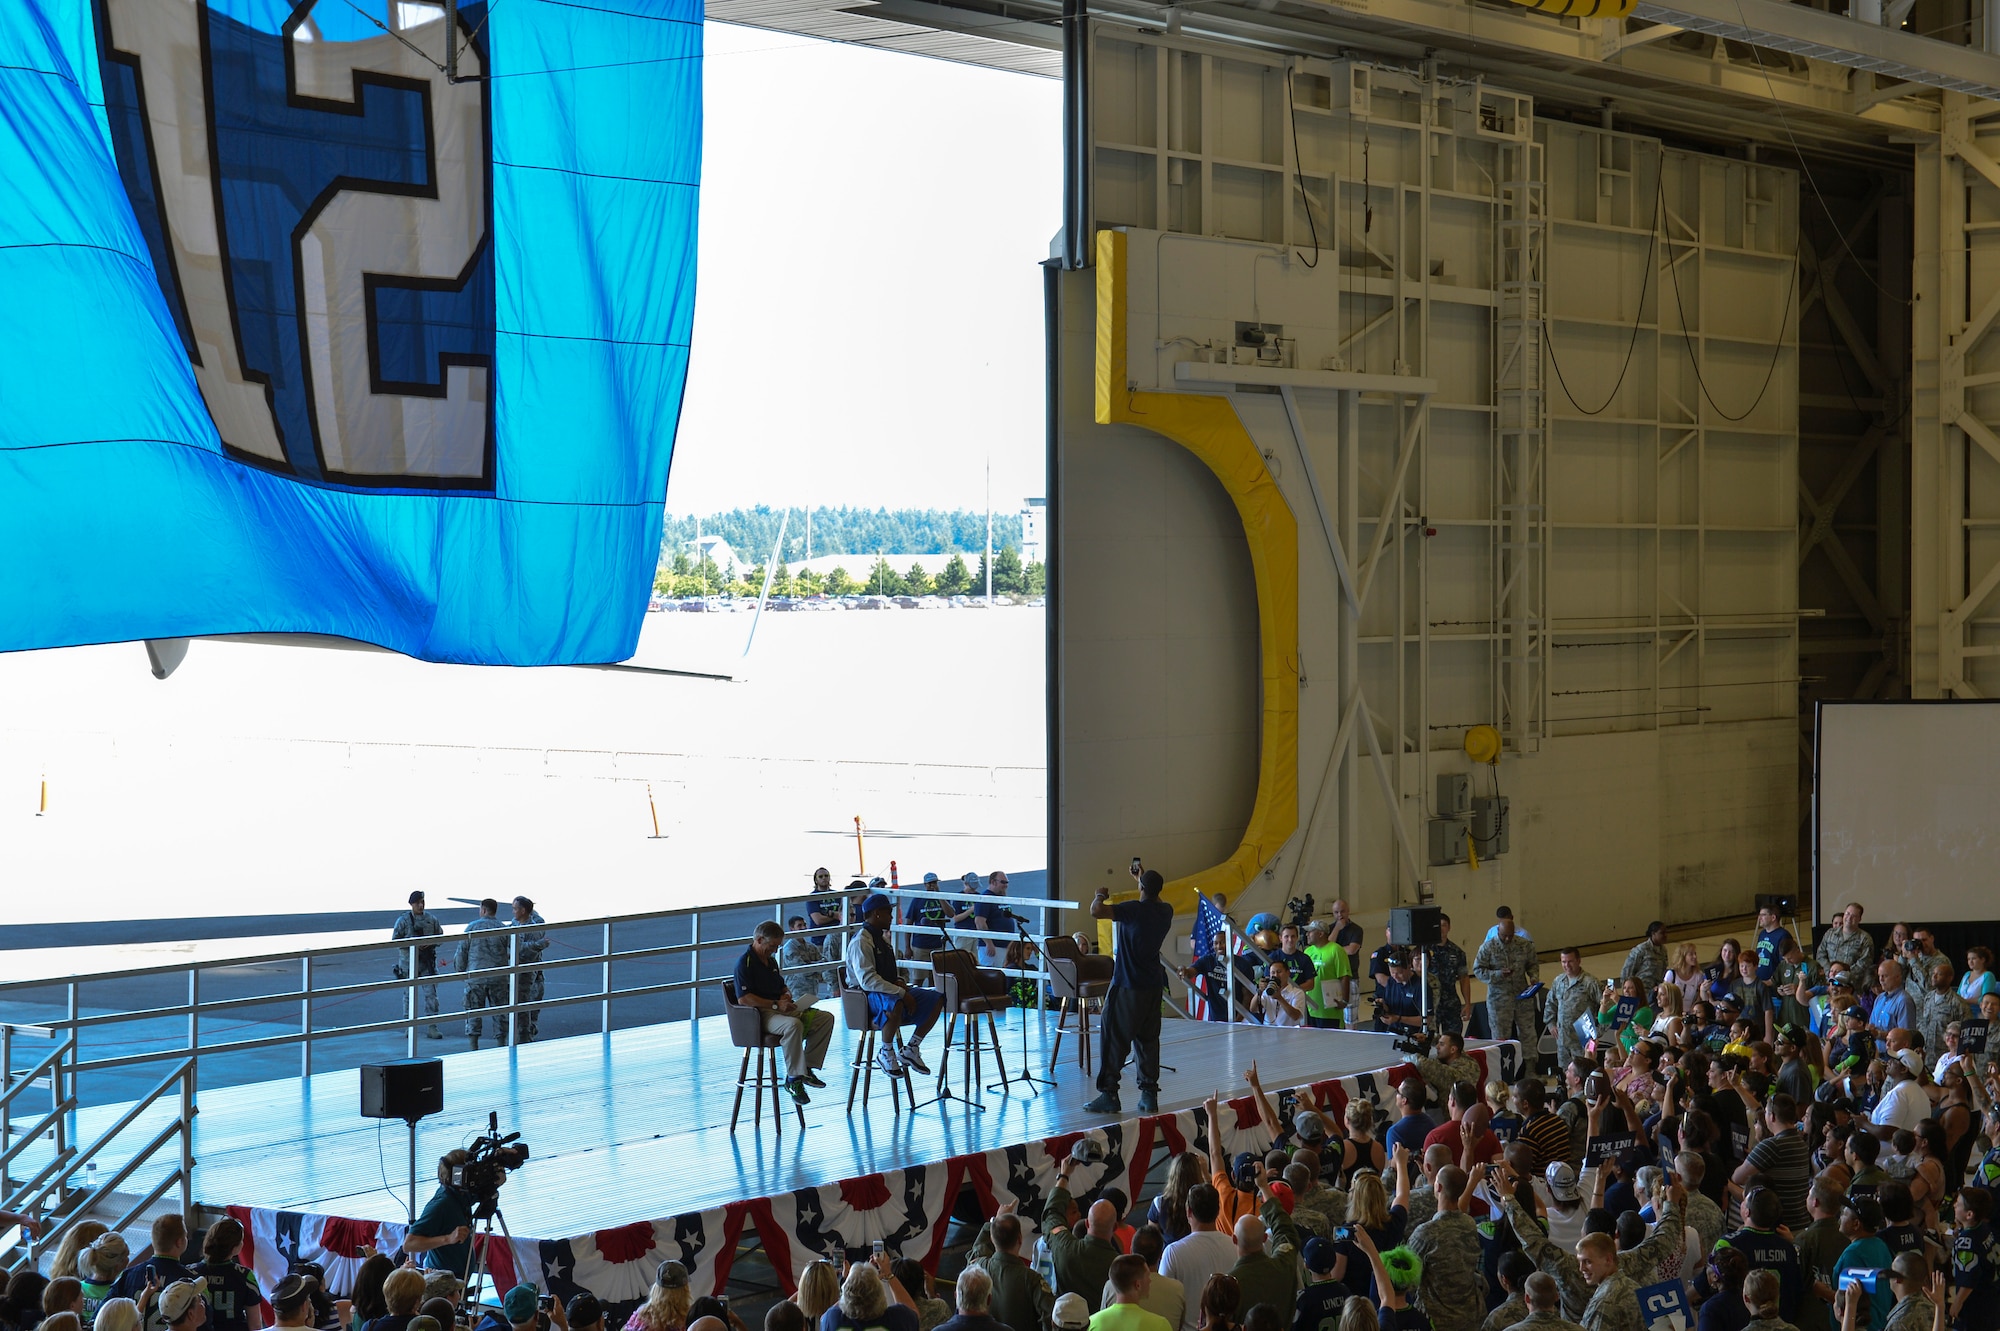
left=1044, top=935, right=1112, bottom=1075
left=929, top=948, right=1011, bottom=1105
left=724, top=981, right=804, bottom=1132
left=841, top=984, right=910, bottom=1113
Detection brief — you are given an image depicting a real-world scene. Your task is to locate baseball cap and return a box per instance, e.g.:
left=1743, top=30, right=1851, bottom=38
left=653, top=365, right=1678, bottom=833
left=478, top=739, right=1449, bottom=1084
left=422, top=1271, right=464, bottom=1303
left=270, top=1276, right=316, bottom=1317
left=1071, top=1135, right=1108, bottom=1165
left=923, top=872, right=939, bottom=884
left=409, top=891, right=425, bottom=904
left=1293, top=1110, right=1328, bottom=1143
left=860, top=892, right=893, bottom=916
left=160, top=1282, right=207, bottom=1326
left=1266, top=1180, right=1295, bottom=1213
left=566, top=1296, right=605, bottom=1329
left=1845, top=1005, right=1869, bottom=1022
left=1774, top=1024, right=1803, bottom=1047
left=503, top=1285, right=541, bottom=1324
left=1844, top=1195, right=1886, bottom=1232
left=656, top=1261, right=689, bottom=1290
left=1895, top=1049, right=1923, bottom=1075
left=1303, top=1237, right=1337, bottom=1273
left=1233, top=1151, right=1261, bottom=1182
left=1545, top=1161, right=1582, bottom=1204
left=1053, top=1294, right=1091, bottom=1329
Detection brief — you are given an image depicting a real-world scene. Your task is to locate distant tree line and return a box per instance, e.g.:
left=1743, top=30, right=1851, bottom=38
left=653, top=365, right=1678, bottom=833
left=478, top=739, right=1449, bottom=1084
left=659, top=506, right=1026, bottom=564
left=654, top=548, right=1046, bottom=599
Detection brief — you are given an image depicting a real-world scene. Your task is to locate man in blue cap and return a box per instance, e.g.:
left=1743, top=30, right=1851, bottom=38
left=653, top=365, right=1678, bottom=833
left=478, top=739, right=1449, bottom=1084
left=848, top=891, right=945, bottom=1076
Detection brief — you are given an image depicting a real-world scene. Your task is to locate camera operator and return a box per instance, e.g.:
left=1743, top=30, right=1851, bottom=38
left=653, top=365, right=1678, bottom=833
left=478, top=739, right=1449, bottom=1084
left=1249, top=960, right=1308, bottom=1029
left=1374, top=952, right=1429, bottom=1034
left=405, top=1153, right=475, bottom=1275
left=473, top=1287, right=565, bottom=1331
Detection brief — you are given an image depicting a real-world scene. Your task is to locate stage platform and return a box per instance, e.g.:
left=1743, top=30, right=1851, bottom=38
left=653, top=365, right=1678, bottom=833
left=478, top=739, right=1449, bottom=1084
left=67, top=1012, right=1521, bottom=1303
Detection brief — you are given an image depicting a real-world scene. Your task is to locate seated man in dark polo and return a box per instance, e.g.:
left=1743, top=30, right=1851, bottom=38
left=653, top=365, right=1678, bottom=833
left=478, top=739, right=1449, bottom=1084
left=735, top=920, right=835, bottom=1105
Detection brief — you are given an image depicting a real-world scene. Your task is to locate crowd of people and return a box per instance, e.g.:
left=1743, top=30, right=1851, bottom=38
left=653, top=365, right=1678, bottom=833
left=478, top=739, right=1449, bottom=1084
left=10, top=890, right=1997, bottom=1331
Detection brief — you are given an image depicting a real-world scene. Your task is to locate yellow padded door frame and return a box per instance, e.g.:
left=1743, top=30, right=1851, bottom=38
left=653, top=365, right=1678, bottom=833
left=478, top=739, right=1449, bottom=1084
left=1091, top=227, right=1300, bottom=919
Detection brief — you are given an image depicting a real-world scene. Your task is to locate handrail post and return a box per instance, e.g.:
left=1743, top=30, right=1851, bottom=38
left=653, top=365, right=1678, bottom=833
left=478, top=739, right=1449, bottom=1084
left=62, top=982, right=77, bottom=1159
left=2, top=1023, right=11, bottom=1204
left=406, top=942, right=419, bottom=1058
left=507, top=932, right=520, bottom=1049
left=301, top=956, right=313, bottom=1078
left=600, top=922, right=612, bottom=1036
left=187, top=968, right=201, bottom=1093
left=179, top=1059, right=194, bottom=1214
left=688, top=912, right=701, bottom=1022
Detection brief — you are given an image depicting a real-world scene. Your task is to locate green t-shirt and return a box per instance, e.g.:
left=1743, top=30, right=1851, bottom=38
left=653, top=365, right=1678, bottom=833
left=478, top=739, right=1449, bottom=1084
left=1304, top=943, right=1352, bottom=1019
left=1088, top=1304, right=1173, bottom=1331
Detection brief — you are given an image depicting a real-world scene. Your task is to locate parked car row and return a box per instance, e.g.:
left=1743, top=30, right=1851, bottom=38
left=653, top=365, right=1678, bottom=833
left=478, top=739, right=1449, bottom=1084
left=646, top=593, right=1045, bottom=613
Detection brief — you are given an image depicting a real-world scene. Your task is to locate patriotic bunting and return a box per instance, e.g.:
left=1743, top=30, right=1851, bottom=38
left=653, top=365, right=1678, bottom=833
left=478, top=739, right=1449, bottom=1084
left=227, top=1044, right=1517, bottom=1322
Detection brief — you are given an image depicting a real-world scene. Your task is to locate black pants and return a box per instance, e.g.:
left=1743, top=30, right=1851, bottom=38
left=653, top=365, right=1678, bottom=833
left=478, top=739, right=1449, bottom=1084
left=1097, top=986, right=1163, bottom=1093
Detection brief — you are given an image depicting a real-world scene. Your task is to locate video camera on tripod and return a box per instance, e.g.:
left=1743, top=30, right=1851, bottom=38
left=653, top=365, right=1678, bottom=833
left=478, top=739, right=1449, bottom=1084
left=450, top=1112, right=530, bottom=1219
left=1284, top=894, right=1315, bottom=929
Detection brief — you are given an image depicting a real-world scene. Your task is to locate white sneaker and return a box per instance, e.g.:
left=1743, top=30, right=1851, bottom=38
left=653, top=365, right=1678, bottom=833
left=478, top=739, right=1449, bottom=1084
left=899, top=1043, right=930, bottom=1075
left=876, top=1044, right=905, bottom=1075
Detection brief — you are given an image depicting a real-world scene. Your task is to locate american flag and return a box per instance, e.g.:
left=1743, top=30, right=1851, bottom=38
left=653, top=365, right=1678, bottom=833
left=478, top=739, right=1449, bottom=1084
left=1186, top=894, right=1240, bottom=1020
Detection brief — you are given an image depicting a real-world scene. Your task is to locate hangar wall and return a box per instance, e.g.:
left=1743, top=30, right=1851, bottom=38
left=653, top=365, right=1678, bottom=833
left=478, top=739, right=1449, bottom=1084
left=1056, top=29, right=1801, bottom=940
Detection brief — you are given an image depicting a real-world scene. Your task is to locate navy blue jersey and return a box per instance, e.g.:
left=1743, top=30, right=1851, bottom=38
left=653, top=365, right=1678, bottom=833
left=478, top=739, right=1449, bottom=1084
left=193, top=1261, right=263, bottom=1331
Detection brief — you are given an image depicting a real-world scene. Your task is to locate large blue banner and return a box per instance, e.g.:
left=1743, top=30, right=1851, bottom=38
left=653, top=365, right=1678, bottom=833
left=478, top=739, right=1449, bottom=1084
left=0, top=0, right=698, bottom=664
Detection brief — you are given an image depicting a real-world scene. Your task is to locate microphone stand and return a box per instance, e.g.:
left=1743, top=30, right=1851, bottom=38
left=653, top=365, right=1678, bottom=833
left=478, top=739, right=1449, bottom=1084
left=989, top=918, right=1059, bottom=1096
left=907, top=909, right=985, bottom=1113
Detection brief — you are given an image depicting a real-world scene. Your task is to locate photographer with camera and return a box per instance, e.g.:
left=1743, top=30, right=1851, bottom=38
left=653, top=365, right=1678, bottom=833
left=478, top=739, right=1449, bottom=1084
left=1250, top=961, right=1308, bottom=1030
left=1374, top=952, right=1429, bottom=1035
left=405, top=1154, right=476, bottom=1276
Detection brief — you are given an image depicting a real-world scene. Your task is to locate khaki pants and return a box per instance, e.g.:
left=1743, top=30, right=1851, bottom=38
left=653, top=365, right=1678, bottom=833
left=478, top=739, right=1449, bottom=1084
left=762, top=1006, right=833, bottom=1081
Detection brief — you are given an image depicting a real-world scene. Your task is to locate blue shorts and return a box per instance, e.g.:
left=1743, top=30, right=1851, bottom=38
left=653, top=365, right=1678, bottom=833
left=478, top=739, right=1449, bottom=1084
left=867, top=988, right=944, bottom=1028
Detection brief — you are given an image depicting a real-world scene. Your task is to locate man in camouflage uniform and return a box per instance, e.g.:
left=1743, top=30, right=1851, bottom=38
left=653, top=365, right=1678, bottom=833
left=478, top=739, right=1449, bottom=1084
left=454, top=898, right=512, bottom=1047
left=508, top=896, right=550, bottom=1042
left=1430, top=914, right=1470, bottom=1037
left=1619, top=922, right=1669, bottom=996
left=1574, top=1235, right=1643, bottom=1331
left=391, top=890, right=446, bottom=1041
left=1403, top=1145, right=1451, bottom=1228
left=1916, top=961, right=1970, bottom=1060
left=1413, top=1030, right=1484, bottom=1106
left=1409, top=1166, right=1485, bottom=1331
left=1502, top=1274, right=1586, bottom=1331
left=1476, top=918, right=1541, bottom=1044
left=1499, top=1177, right=1685, bottom=1322
left=1544, top=949, right=1601, bottom=1076
left=1289, top=1147, right=1348, bottom=1229
left=1879, top=1253, right=1936, bottom=1331
left=1816, top=903, right=1875, bottom=979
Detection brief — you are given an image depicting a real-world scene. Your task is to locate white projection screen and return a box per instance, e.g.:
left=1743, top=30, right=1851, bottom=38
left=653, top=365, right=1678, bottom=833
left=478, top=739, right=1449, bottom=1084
left=1814, top=701, right=2000, bottom=924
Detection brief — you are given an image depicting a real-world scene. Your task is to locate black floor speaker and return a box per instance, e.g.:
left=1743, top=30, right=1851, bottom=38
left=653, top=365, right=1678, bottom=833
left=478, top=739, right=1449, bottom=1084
left=361, top=1058, right=443, bottom=1122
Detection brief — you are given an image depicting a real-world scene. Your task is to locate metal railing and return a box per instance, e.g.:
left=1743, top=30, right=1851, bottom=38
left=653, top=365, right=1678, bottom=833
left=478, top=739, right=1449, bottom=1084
left=0, top=887, right=1075, bottom=1271
left=0, top=1023, right=192, bottom=1275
